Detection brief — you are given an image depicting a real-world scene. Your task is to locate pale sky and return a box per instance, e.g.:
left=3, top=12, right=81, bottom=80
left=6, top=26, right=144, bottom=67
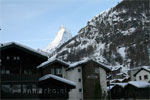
left=0, top=0, right=121, bottom=50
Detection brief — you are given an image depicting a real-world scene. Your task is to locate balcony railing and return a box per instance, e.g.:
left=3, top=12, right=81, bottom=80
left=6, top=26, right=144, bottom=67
left=1, top=74, right=39, bottom=82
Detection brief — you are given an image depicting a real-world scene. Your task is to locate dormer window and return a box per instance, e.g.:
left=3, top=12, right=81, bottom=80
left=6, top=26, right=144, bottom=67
left=56, top=69, right=62, bottom=74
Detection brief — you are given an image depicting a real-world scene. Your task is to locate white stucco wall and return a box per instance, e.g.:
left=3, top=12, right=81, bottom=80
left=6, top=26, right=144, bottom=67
left=99, top=67, right=107, bottom=93
left=129, top=68, right=140, bottom=81
left=135, top=70, right=150, bottom=82
left=66, top=67, right=83, bottom=100
left=62, top=67, right=67, bottom=78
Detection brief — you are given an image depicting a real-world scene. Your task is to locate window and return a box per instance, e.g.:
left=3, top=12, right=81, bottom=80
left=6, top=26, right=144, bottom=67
left=78, top=68, right=81, bottom=72
left=50, top=69, right=54, bottom=74
left=139, top=76, right=142, bottom=80
left=79, top=88, right=82, bottom=92
left=56, top=69, right=62, bottom=74
left=24, top=70, right=32, bottom=75
left=1, top=69, right=5, bottom=74
left=144, top=75, right=148, bottom=80
left=12, top=85, right=21, bottom=93
left=6, top=70, right=10, bottom=74
left=17, top=56, right=20, bottom=60
left=78, top=78, right=81, bottom=82
left=14, top=56, right=17, bottom=60
left=2, top=85, right=11, bottom=93
left=6, top=56, right=10, bottom=60
left=95, top=68, right=99, bottom=73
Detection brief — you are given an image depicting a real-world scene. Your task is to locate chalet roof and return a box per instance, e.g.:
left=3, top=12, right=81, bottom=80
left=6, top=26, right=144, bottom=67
left=39, top=74, right=76, bottom=87
left=68, top=58, right=111, bottom=72
left=133, top=66, right=150, bottom=77
left=37, top=58, right=70, bottom=69
left=129, top=66, right=150, bottom=71
left=111, top=83, right=128, bottom=88
left=0, top=42, right=48, bottom=59
left=128, top=81, right=150, bottom=88
left=111, top=66, right=121, bottom=71
left=109, top=81, right=150, bottom=91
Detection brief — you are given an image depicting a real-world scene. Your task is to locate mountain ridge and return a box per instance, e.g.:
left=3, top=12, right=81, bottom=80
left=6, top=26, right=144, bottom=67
left=50, top=0, right=150, bottom=71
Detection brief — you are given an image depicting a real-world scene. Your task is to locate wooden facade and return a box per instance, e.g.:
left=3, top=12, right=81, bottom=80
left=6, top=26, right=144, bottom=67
left=0, top=42, right=75, bottom=100
left=82, top=60, right=101, bottom=99
left=124, top=84, right=150, bottom=99
left=39, top=60, right=69, bottom=77
left=110, top=85, right=125, bottom=99
left=0, top=43, right=48, bottom=99
left=38, top=76, right=75, bottom=99
left=110, top=82, right=150, bottom=99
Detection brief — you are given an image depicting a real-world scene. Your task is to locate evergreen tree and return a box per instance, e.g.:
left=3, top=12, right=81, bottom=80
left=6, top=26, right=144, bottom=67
left=94, top=83, right=107, bottom=100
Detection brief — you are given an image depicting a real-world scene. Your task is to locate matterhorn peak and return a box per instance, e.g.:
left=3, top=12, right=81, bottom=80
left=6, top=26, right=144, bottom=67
left=45, top=25, right=72, bottom=53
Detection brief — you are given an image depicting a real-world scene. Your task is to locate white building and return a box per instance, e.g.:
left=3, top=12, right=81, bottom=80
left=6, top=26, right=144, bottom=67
left=134, top=67, right=150, bottom=83
left=37, top=58, right=111, bottom=100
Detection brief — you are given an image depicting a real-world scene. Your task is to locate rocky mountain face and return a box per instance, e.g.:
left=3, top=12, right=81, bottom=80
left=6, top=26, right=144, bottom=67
left=45, top=25, right=72, bottom=53
left=51, top=0, right=150, bottom=70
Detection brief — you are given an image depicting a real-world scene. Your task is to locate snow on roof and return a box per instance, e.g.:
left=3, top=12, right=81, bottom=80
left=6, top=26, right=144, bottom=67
left=110, top=78, right=124, bottom=83
left=69, top=58, right=111, bottom=71
left=111, top=66, right=121, bottom=71
left=128, top=81, right=150, bottom=88
left=39, top=74, right=76, bottom=86
left=111, top=83, right=128, bottom=88
left=142, top=66, right=150, bottom=71
left=130, top=66, right=150, bottom=71
left=107, top=85, right=114, bottom=91
left=69, top=58, right=89, bottom=68
left=0, top=42, right=48, bottom=58
left=133, top=66, right=150, bottom=76
left=110, top=81, right=150, bottom=90
left=37, top=57, right=69, bottom=69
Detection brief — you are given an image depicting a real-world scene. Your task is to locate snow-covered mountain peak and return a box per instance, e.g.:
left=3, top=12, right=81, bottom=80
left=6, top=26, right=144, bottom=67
left=45, top=25, right=72, bottom=53
left=52, top=0, right=150, bottom=69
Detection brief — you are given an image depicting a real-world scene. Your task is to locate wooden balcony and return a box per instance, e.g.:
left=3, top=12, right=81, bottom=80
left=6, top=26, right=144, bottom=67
left=1, top=74, right=39, bottom=82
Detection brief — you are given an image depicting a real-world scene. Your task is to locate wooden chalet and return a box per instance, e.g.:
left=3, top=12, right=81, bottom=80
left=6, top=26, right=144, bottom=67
left=0, top=42, right=76, bottom=100
left=38, top=74, right=76, bottom=99
left=109, top=81, right=150, bottom=99
left=36, top=58, right=76, bottom=99
left=0, top=42, right=48, bottom=99
left=124, top=81, right=150, bottom=99
left=110, top=83, right=127, bottom=99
